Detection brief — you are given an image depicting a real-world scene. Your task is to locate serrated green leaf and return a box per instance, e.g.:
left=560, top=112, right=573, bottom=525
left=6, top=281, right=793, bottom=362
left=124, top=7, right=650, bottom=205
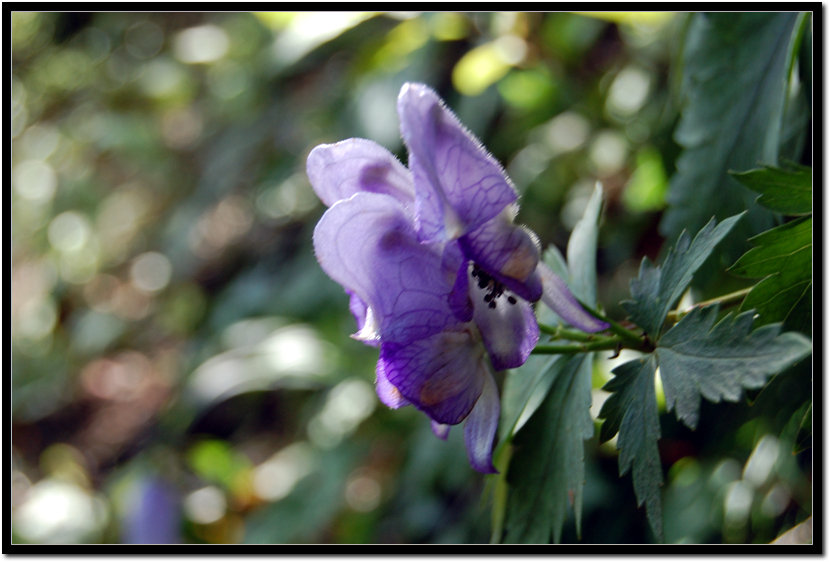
left=624, top=214, right=743, bottom=338
left=656, top=304, right=812, bottom=429
left=731, top=216, right=812, bottom=327
left=503, top=353, right=593, bottom=543
left=567, top=182, right=603, bottom=306
left=660, top=13, right=798, bottom=246
left=730, top=165, right=812, bottom=215
left=742, top=274, right=811, bottom=332
left=598, top=355, right=663, bottom=541
left=730, top=217, right=811, bottom=277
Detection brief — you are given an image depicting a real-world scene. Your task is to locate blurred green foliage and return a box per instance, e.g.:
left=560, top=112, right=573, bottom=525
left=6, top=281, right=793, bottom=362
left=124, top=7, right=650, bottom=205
left=12, top=11, right=811, bottom=545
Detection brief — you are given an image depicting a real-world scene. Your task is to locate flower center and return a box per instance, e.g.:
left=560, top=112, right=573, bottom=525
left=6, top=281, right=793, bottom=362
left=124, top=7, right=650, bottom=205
left=471, top=264, right=517, bottom=309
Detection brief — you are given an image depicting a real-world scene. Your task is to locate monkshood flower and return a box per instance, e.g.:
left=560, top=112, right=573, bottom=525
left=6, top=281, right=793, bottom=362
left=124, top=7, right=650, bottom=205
left=308, top=83, right=607, bottom=473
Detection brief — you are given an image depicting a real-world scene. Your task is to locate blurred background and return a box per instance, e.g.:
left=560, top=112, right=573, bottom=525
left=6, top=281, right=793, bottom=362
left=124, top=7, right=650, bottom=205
left=11, top=12, right=811, bottom=544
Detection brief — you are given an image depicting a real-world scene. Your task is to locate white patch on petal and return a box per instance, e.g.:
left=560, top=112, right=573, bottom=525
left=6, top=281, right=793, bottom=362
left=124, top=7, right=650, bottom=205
left=351, top=306, right=381, bottom=343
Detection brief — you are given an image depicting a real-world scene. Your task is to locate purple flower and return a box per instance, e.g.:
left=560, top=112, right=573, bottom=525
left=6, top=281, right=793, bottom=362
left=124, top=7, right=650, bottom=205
left=308, top=83, right=607, bottom=473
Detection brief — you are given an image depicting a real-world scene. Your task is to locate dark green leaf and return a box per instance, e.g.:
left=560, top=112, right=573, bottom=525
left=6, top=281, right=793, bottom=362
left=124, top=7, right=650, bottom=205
left=500, top=182, right=603, bottom=542
left=782, top=284, right=812, bottom=335
left=795, top=402, right=812, bottom=454
left=778, top=13, right=812, bottom=163
left=598, top=355, right=663, bottom=541
left=656, top=304, right=812, bottom=429
left=660, top=13, right=799, bottom=246
left=504, top=354, right=593, bottom=543
left=730, top=216, right=812, bottom=327
left=498, top=355, right=563, bottom=443
left=624, top=214, right=743, bottom=338
left=729, top=165, right=812, bottom=215
left=567, top=182, right=603, bottom=307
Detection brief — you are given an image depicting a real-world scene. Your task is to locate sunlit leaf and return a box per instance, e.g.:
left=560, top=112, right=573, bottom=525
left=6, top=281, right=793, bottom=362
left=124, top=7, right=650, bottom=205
left=453, top=36, right=527, bottom=96
left=731, top=216, right=812, bottom=328
left=729, top=164, right=812, bottom=216
left=567, top=182, right=603, bottom=307
left=730, top=217, right=811, bottom=278
left=578, top=12, right=675, bottom=27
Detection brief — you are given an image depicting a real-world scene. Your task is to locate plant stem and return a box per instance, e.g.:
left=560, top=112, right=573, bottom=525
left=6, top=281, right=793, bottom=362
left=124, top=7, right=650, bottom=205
left=532, top=338, right=622, bottom=355
left=537, top=323, right=601, bottom=342
left=575, top=299, right=645, bottom=348
left=666, top=286, right=752, bottom=322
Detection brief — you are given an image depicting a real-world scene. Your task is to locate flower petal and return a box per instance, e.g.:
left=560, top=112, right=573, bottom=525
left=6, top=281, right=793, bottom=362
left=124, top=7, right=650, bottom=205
left=464, top=371, right=500, bottom=474
left=307, top=139, right=415, bottom=207
left=376, top=357, right=411, bottom=409
left=471, top=277, right=540, bottom=371
left=313, top=192, right=457, bottom=344
left=379, top=327, right=487, bottom=425
left=346, top=291, right=381, bottom=347
left=397, top=83, right=517, bottom=243
left=459, top=207, right=543, bottom=302
left=431, top=421, right=451, bottom=440
left=538, top=263, right=610, bottom=333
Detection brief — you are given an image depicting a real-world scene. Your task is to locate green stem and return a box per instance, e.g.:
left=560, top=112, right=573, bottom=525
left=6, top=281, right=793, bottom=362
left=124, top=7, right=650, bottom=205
left=537, top=323, right=601, bottom=343
left=532, top=337, right=622, bottom=355
left=666, top=286, right=752, bottom=322
left=575, top=299, right=644, bottom=348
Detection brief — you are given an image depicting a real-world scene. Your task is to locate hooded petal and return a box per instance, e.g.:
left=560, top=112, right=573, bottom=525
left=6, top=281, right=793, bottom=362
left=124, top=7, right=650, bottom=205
left=313, top=192, right=457, bottom=344
left=471, top=282, right=540, bottom=371
left=379, top=327, right=487, bottom=425
left=459, top=206, right=543, bottom=302
left=464, top=370, right=500, bottom=474
left=538, top=263, right=610, bottom=333
left=307, top=139, right=415, bottom=207
left=346, top=291, right=382, bottom=348
left=442, top=242, right=474, bottom=322
left=431, top=421, right=451, bottom=440
left=397, top=83, right=517, bottom=243
left=376, top=356, right=411, bottom=409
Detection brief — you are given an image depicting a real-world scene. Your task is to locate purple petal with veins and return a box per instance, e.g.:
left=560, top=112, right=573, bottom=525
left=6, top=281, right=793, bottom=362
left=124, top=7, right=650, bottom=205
left=464, top=371, right=500, bottom=474
left=538, top=263, right=610, bottom=333
left=313, top=192, right=457, bottom=344
left=380, top=327, right=487, bottom=425
left=376, top=357, right=411, bottom=409
left=346, top=291, right=380, bottom=348
left=397, top=83, right=517, bottom=243
left=307, top=139, right=415, bottom=207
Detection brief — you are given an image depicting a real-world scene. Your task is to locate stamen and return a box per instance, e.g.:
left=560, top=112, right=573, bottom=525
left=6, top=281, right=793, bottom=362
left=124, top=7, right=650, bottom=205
left=471, top=262, right=519, bottom=310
